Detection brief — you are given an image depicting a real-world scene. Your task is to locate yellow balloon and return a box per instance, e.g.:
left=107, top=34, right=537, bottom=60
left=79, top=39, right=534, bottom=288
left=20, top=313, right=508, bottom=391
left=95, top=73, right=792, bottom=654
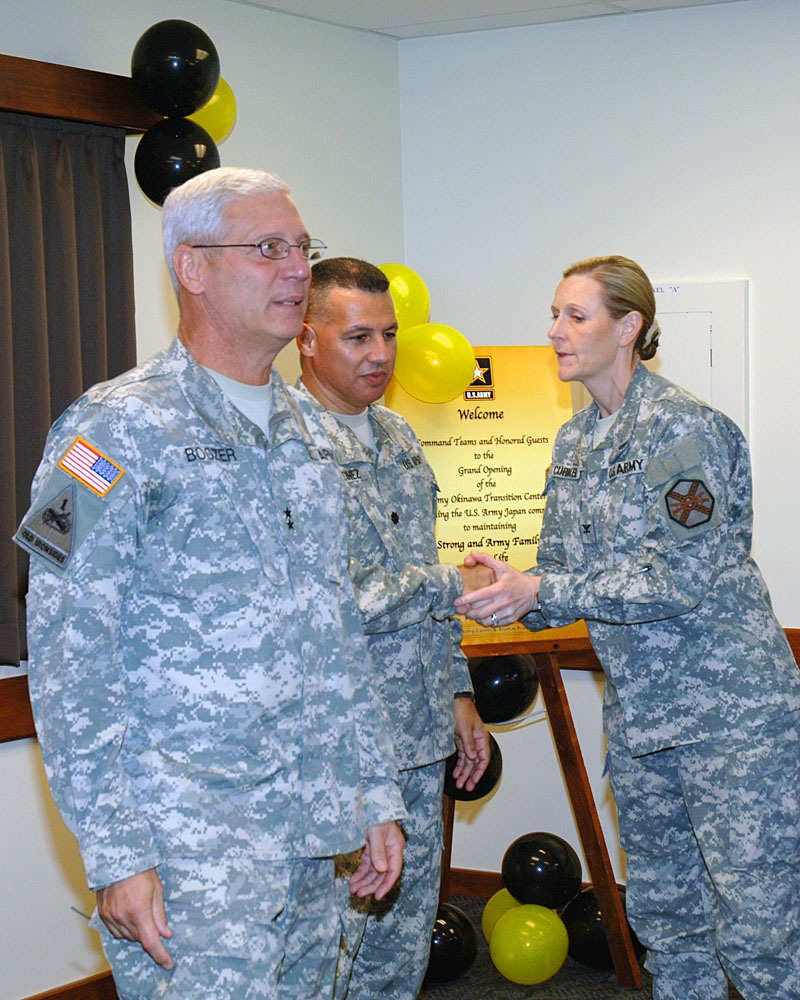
left=489, top=904, right=569, bottom=985
left=482, top=888, right=522, bottom=943
left=188, top=76, right=237, bottom=144
left=392, top=322, right=475, bottom=404
left=378, top=262, right=431, bottom=330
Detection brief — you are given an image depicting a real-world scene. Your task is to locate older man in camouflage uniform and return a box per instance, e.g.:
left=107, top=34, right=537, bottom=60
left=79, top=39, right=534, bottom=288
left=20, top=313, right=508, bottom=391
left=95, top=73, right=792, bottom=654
left=16, top=169, right=405, bottom=1000
left=297, top=257, right=491, bottom=1000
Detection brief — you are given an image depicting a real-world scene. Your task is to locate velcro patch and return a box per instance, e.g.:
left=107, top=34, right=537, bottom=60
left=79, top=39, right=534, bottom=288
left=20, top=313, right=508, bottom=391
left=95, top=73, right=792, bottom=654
left=15, top=486, right=75, bottom=568
left=665, top=478, right=715, bottom=528
left=551, top=464, right=580, bottom=480
left=58, top=437, right=124, bottom=497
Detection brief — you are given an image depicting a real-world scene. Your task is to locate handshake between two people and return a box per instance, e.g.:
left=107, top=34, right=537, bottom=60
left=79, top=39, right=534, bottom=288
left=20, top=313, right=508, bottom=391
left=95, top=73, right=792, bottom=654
left=455, top=551, right=541, bottom=629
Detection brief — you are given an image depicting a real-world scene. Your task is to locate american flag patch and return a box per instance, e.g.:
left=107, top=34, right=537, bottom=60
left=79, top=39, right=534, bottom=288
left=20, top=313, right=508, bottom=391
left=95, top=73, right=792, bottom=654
left=58, top=437, right=125, bottom=497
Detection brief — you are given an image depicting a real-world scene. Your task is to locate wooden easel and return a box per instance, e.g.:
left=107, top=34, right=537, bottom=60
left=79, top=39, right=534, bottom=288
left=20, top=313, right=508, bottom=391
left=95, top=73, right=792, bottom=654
left=442, top=623, right=644, bottom=990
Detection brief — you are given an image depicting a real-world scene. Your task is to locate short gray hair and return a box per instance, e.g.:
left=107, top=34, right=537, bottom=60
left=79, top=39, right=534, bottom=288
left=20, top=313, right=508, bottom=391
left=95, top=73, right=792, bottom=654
left=161, top=167, right=291, bottom=294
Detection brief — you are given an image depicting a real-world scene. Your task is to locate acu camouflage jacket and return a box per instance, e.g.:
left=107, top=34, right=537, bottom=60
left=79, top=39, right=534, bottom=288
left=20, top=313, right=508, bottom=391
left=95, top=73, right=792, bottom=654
left=17, top=338, right=404, bottom=890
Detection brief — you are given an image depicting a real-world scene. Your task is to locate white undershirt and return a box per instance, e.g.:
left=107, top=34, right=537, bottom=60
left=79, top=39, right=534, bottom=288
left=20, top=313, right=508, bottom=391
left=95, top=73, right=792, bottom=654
left=334, top=409, right=375, bottom=450
left=593, top=410, right=619, bottom=448
left=204, top=367, right=273, bottom=436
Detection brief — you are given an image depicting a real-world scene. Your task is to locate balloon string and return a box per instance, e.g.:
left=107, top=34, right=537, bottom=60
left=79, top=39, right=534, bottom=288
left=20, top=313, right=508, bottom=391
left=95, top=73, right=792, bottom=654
left=489, top=708, right=548, bottom=729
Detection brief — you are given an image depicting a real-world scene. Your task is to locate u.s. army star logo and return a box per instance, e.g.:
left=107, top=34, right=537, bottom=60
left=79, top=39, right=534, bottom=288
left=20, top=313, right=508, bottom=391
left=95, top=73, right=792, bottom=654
left=665, top=478, right=715, bottom=528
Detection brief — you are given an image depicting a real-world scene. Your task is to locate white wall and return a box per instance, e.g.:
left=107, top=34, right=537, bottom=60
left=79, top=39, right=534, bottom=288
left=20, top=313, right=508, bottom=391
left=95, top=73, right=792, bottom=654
left=3, top=0, right=799, bottom=994
left=0, top=2, right=402, bottom=996
left=400, top=0, right=799, bottom=618
left=398, top=0, right=800, bottom=875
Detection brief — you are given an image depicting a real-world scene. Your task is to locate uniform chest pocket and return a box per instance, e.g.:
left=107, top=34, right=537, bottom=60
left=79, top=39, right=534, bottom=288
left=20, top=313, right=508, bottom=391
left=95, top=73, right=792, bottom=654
left=269, top=454, right=348, bottom=585
left=148, top=460, right=290, bottom=588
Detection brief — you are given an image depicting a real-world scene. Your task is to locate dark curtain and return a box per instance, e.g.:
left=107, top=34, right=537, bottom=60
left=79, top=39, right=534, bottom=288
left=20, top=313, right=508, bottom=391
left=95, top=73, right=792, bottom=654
left=0, top=112, right=137, bottom=665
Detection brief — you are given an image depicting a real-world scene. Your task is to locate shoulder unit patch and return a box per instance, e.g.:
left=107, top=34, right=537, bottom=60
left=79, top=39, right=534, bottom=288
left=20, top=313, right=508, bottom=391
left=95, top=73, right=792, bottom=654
left=16, top=486, right=75, bottom=568
left=665, top=478, right=715, bottom=528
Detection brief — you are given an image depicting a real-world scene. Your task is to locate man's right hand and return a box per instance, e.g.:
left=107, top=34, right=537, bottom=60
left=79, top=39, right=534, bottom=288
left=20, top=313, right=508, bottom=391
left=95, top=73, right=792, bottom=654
left=455, top=551, right=540, bottom=626
left=457, top=562, right=495, bottom=596
left=348, top=821, right=406, bottom=901
left=96, top=868, right=174, bottom=969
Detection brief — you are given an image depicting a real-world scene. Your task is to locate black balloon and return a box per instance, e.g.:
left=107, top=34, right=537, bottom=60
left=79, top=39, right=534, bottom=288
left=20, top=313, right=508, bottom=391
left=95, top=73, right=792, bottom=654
left=443, top=732, right=502, bottom=801
left=561, top=885, right=646, bottom=970
left=423, top=902, right=478, bottom=984
left=501, top=831, right=582, bottom=909
left=132, top=19, right=220, bottom=117
left=134, top=118, right=220, bottom=206
left=468, top=653, right=538, bottom=723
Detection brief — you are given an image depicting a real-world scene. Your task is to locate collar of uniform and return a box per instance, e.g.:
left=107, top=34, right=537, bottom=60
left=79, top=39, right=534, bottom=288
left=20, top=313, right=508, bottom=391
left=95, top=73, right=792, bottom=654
left=170, top=336, right=305, bottom=450
left=588, top=362, right=649, bottom=464
left=292, top=378, right=428, bottom=471
left=292, top=379, right=376, bottom=465
left=365, top=404, right=425, bottom=470
left=271, top=376, right=334, bottom=452
left=169, top=338, right=264, bottom=446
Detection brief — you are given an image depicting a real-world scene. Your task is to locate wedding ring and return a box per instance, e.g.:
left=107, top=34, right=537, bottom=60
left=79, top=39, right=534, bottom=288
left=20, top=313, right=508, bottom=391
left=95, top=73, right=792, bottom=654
left=491, top=613, right=499, bottom=627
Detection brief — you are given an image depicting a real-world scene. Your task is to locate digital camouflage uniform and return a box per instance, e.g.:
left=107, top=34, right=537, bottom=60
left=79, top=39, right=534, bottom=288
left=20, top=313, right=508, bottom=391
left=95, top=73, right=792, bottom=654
left=16, top=338, right=405, bottom=1000
left=296, top=382, right=470, bottom=1000
left=519, top=364, right=800, bottom=1000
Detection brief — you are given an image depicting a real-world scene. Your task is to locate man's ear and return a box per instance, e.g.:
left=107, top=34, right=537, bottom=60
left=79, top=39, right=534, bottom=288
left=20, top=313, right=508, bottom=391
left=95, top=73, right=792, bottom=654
left=173, top=245, right=205, bottom=295
left=297, top=322, right=317, bottom=358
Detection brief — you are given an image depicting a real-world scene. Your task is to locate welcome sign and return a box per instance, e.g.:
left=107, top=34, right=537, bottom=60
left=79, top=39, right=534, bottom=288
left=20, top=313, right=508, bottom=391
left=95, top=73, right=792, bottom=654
left=385, top=345, right=574, bottom=639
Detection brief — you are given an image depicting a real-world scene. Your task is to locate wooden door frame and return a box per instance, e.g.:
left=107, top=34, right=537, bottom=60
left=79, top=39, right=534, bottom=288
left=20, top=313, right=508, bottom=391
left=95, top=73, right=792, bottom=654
left=0, top=52, right=159, bottom=743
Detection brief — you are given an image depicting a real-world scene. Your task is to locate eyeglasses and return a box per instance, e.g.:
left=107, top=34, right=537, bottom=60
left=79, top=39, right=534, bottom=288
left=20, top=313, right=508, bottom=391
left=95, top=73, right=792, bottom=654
left=191, top=238, right=326, bottom=261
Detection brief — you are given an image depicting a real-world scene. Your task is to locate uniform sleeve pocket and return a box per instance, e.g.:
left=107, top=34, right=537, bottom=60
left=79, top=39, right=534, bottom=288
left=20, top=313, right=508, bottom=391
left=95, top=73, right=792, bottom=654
left=643, top=438, right=704, bottom=489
